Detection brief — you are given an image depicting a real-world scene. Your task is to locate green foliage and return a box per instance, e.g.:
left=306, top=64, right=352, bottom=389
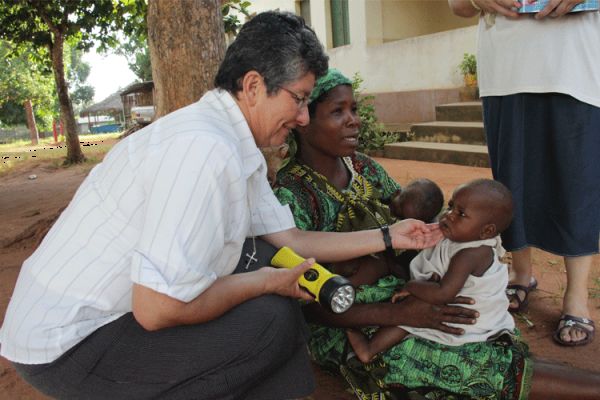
left=222, top=0, right=252, bottom=35
left=106, top=0, right=151, bottom=81
left=66, top=45, right=95, bottom=113
left=0, top=0, right=149, bottom=163
left=114, top=37, right=153, bottom=82
left=459, top=53, right=477, bottom=76
left=352, top=72, right=400, bottom=153
left=0, top=41, right=56, bottom=130
left=131, top=47, right=153, bottom=81
left=0, top=1, right=147, bottom=54
left=115, top=0, right=249, bottom=82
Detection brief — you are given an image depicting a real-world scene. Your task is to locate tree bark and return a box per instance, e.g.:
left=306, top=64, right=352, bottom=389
left=147, top=0, right=226, bottom=119
left=23, top=99, right=39, bottom=145
left=49, top=33, right=84, bottom=164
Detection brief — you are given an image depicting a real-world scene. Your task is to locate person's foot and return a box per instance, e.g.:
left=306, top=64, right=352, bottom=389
left=346, top=329, right=374, bottom=364
left=556, top=292, right=593, bottom=345
left=506, top=249, right=535, bottom=312
left=506, top=276, right=537, bottom=313
left=554, top=315, right=595, bottom=346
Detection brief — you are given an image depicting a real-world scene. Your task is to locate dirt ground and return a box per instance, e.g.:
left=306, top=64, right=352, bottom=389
left=0, top=149, right=598, bottom=399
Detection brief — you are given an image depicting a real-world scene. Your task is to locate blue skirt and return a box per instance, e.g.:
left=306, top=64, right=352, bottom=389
left=483, top=93, right=600, bottom=256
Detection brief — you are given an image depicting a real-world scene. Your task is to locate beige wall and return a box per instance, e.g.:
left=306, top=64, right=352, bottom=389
left=329, top=25, right=478, bottom=93
left=246, top=0, right=478, bottom=100
left=246, top=0, right=297, bottom=13
left=381, top=0, right=476, bottom=42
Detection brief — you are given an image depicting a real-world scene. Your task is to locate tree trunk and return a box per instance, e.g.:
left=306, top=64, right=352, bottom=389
left=50, top=33, right=84, bottom=164
left=147, top=0, right=226, bottom=119
left=24, top=99, right=39, bottom=145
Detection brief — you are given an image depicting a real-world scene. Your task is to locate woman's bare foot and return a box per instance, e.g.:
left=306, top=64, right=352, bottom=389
left=507, top=248, right=534, bottom=311
left=555, top=255, right=593, bottom=345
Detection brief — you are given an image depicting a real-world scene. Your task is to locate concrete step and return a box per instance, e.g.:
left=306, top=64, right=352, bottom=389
left=382, top=122, right=412, bottom=134
left=436, top=101, right=483, bottom=122
left=410, top=121, right=486, bottom=145
left=384, top=141, right=489, bottom=167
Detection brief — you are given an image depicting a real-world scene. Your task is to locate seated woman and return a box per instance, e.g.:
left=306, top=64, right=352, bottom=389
left=274, top=68, right=600, bottom=399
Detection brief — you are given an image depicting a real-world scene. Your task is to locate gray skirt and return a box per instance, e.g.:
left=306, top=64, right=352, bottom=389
left=483, top=93, right=600, bottom=256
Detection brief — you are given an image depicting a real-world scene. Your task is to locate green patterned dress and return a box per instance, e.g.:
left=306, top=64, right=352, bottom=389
left=274, top=153, right=532, bottom=400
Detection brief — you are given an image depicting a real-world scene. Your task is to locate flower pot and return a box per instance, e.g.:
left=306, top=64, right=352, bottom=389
left=463, top=73, right=478, bottom=88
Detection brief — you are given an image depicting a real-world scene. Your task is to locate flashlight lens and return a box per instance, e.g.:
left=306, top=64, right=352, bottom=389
left=330, top=285, right=355, bottom=313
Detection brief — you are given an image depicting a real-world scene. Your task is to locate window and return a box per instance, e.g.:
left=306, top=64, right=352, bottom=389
left=297, top=0, right=311, bottom=26
left=330, top=0, right=350, bottom=47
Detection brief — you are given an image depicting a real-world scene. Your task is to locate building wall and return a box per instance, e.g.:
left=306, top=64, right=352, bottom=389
left=247, top=0, right=479, bottom=124
left=329, top=25, right=478, bottom=92
left=381, top=0, right=476, bottom=42
left=248, top=0, right=296, bottom=12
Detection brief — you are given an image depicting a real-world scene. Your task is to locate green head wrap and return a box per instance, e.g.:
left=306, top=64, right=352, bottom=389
left=309, top=68, right=352, bottom=104
left=282, top=69, right=353, bottom=165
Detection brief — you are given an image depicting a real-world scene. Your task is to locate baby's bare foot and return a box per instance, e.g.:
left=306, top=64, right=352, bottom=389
left=346, top=329, right=375, bottom=363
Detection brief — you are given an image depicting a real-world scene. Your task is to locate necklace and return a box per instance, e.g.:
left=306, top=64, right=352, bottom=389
left=244, top=235, right=258, bottom=269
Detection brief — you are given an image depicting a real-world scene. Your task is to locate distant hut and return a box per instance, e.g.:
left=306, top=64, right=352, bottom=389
left=120, top=81, right=155, bottom=127
left=79, top=92, right=124, bottom=133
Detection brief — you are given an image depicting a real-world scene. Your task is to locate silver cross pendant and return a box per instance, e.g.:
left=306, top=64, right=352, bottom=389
left=245, top=250, right=258, bottom=269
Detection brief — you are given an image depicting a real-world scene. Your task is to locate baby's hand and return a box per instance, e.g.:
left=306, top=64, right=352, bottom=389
left=428, top=272, right=441, bottom=283
left=391, top=290, right=410, bottom=303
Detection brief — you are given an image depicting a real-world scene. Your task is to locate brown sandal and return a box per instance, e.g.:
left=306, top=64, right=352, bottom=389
left=553, top=314, right=595, bottom=347
left=505, top=277, right=538, bottom=313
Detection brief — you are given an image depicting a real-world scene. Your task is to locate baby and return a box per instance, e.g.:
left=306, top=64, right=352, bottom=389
left=388, top=178, right=444, bottom=277
left=330, top=178, right=444, bottom=283
left=347, top=179, right=515, bottom=363
left=390, top=178, right=444, bottom=223
left=261, top=143, right=289, bottom=186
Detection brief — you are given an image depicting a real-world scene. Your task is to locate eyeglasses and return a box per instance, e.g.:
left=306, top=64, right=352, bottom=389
left=277, top=85, right=310, bottom=109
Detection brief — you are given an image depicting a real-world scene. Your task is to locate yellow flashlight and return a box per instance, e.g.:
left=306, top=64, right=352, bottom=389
left=271, top=246, right=355, bottom=314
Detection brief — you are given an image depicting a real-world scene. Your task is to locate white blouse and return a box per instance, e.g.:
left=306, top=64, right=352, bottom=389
left=477, top=11, right=600, bottom=108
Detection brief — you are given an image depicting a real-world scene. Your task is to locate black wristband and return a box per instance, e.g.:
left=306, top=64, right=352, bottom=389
left=380, top=224, right=394, bottom=256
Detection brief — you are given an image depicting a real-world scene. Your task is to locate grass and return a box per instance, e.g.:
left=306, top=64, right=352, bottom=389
left=0, top=132, right=120, bottom=176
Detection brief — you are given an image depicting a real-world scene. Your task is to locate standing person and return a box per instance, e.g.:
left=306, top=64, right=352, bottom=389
left=449, top=0, right=599, bottom=346
left=275, top=67, right=600, bottom=399
left=0, top=12, right=447, bottom=400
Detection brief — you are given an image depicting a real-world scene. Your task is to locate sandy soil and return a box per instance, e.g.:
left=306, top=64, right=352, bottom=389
left=0, top=153, right=598, bottom=399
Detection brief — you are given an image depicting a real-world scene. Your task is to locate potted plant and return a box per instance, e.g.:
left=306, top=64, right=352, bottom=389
left=459, top=53, right=477, bottom=87
left=458, top=53, right=479, bottom=101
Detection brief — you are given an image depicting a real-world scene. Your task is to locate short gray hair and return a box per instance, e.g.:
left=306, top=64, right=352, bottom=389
left=214, top=11, right=329, bottom=95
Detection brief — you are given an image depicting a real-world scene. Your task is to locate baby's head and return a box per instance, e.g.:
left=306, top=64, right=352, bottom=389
left=390, top=178, right=444, bottom=223
left=439, top=179, right=513, bottom=242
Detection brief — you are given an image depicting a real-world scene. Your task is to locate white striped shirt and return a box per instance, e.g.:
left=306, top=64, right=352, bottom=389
left=0, top=89, right=295, bottom=364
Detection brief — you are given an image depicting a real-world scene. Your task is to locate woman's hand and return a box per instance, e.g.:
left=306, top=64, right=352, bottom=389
left=393, top=295, right=479, bottom=335
left=449, top=0, right=521, bottom=18
left=389, top=219, right=443, bottom=250
left=302, top=292, right=478, bottom=334
left=535, top=0, right=585, bottom=18
left=472, top=0, right=522, bottom=17
left=260, top=258, right=316, bottom=301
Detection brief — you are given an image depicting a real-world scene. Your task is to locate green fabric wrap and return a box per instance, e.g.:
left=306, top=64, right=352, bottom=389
left=309, top=68, right=352, bottom=104
left=274, top=141, right=533, bottom=400
left=308, top=275, right=533, bottom=400
left=274, top=153, right=400, bottom=232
